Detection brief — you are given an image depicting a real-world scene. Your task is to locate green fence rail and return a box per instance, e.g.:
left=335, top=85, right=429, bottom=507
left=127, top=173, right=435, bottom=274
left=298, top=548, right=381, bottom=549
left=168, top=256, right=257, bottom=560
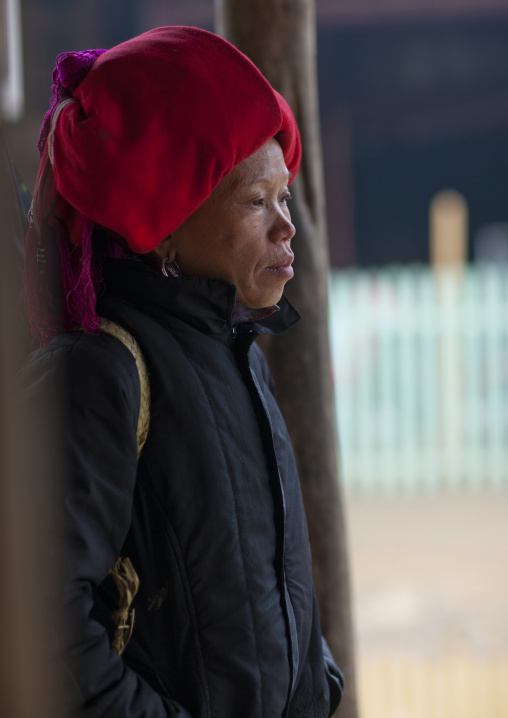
left=329, top=265, right=508, bottom=494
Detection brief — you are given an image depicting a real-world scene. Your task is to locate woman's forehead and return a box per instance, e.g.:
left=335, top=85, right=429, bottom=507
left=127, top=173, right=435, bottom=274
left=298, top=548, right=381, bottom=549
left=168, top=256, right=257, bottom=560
left=224, top=140, right=289, bottom=191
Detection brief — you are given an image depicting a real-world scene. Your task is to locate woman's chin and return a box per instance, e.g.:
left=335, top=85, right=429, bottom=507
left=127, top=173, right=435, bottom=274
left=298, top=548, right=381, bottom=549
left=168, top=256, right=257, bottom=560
left=239, top=288, right=285, bottom=310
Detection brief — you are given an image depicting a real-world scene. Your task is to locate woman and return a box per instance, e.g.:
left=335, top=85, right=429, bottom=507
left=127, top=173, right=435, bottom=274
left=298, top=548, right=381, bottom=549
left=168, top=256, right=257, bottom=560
left=23, top=26, right=344, bottom=718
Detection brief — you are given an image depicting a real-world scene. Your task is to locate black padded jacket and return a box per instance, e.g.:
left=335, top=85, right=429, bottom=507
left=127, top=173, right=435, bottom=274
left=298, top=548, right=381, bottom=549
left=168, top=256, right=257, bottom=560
left=23, top=259, right=344, bottom=718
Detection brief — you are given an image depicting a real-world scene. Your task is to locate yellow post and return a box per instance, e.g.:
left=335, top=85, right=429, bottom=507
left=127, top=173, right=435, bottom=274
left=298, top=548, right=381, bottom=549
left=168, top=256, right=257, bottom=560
left=430, top=189, right=468, bottom=270
left=429, top=189, right=468, bottom=488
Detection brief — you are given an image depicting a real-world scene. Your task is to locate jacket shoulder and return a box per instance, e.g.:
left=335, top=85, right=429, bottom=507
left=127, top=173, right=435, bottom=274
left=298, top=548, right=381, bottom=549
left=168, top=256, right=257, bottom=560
left=24, top=329, right=138, bottom=376
left=22, top=330, right=141, bottom=429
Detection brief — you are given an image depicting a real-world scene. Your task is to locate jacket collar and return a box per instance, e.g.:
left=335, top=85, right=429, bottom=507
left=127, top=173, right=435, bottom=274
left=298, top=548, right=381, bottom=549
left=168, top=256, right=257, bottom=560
left=99, top=259, right=300, bottom=337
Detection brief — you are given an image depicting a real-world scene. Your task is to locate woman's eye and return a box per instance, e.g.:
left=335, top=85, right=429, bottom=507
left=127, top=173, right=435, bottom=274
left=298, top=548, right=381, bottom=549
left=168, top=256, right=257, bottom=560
left=250, top=191, right=291, bottom=207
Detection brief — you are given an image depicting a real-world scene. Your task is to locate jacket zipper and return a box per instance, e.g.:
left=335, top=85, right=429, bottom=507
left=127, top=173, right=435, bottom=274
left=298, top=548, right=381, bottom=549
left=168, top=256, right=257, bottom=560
left=232, top=326, right=295, bottom=717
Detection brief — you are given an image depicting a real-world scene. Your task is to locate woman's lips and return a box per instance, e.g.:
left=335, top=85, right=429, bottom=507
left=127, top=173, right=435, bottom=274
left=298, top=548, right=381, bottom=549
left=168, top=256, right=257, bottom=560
left=265, top=255, right=294, bottom=277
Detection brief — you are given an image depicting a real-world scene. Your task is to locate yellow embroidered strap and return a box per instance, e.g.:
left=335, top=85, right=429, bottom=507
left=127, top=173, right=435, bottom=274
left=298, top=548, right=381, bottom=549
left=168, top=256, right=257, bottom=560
left=99, top=317, right=150, bottom=458
left=108, top=557, right=140, bottom=655
left=98, top=318, right=148, bottom=654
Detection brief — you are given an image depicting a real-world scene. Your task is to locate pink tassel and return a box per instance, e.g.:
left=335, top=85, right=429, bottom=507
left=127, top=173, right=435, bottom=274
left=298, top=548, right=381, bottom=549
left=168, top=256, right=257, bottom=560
left=25, top=46, right=135, bottom=347
left=58, top=217, right=100, bottom=335
left=38, top=49, right=106, bottom=157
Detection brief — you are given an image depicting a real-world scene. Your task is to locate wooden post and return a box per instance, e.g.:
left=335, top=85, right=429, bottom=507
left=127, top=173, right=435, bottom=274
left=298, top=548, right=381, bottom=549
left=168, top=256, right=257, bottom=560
left=0, top=130, right=64, bottom=718
left=214, top=3, right=358, bottom=715
left=430, top=189, right=468, bottom=490
left=430, top=189, right=468, bottom=270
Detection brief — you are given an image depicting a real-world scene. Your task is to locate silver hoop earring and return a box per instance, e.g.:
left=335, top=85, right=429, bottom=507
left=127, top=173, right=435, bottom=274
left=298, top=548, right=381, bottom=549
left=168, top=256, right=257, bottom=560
left=161, top=257, right=181, bottom=278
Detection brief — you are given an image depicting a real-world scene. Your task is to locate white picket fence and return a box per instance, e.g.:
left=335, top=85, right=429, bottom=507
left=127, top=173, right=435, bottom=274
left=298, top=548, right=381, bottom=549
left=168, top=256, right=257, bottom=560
left=329, top=265, right=508, bottom=493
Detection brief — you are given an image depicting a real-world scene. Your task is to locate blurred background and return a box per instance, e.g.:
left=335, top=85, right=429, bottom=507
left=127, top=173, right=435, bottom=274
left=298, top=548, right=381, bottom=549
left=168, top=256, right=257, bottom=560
left=1, top=1, right=507, bottom=716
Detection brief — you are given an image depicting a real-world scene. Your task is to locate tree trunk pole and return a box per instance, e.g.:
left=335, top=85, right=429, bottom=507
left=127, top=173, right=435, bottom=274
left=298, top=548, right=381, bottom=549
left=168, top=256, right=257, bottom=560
left=214, top=3, right=358, bottom=716
left=0, top=132, right=64, bottom=718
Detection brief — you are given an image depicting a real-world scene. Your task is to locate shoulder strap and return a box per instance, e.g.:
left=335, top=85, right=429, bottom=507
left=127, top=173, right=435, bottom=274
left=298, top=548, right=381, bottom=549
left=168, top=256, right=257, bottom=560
left=99, top=317, right=150, bottom=458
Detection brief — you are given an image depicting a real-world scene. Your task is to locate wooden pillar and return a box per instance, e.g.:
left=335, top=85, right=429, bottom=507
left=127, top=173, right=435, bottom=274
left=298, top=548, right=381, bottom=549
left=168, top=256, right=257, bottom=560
left=325, top=108, right=356, bottom=268
left=0, top=130, right=64, bottom=718
left=214, top=3, right=358, bottom=716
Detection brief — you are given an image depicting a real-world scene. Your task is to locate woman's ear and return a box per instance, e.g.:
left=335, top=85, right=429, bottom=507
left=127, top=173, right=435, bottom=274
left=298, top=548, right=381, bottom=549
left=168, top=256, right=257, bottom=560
left=149, top=235, right=176, bottom=264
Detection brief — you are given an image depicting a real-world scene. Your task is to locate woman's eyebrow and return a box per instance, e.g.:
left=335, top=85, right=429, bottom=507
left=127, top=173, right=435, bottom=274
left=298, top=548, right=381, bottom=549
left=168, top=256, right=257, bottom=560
left=246, top=172, right=291, bottom=186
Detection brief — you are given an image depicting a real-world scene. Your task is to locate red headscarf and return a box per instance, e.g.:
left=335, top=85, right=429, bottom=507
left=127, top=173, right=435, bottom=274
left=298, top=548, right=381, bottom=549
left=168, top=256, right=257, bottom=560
left=50, top=26, right=300, bottom=251
left=25, top=26, right=301, bottom=344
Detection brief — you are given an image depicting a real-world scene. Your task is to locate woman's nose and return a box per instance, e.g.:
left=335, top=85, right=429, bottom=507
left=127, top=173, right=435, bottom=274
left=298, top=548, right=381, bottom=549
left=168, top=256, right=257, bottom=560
left=271, top=209, right=296, bottom=244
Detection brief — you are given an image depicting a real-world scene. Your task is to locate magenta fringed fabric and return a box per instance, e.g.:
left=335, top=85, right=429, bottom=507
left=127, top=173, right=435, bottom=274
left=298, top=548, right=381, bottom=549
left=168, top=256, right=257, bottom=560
left=37, top=49, right=106, bottom=157
left=25, top=48, right=111, bottom=346
left=57, top=217, right=100, bottom=335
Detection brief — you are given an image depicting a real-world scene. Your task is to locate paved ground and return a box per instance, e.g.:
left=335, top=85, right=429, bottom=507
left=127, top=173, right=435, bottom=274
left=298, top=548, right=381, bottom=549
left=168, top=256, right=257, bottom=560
left=344, top=492, right=508, bottom=659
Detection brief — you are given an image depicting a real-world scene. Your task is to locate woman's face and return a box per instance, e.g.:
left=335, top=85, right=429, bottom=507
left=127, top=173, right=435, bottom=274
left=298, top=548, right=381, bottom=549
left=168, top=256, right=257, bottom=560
left=161, top=138, right=296, bottom=309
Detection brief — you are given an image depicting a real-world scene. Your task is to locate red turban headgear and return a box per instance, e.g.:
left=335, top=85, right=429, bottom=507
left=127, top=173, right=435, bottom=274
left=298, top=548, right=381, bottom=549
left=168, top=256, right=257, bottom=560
left=24, top=26, right=301, bottom=344
left=48, top=25, right=300, bottom=252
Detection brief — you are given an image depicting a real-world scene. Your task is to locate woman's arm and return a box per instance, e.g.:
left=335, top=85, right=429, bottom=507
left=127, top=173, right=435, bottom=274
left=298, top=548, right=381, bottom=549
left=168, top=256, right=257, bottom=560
left=22, top=331, right=190, bottom=718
